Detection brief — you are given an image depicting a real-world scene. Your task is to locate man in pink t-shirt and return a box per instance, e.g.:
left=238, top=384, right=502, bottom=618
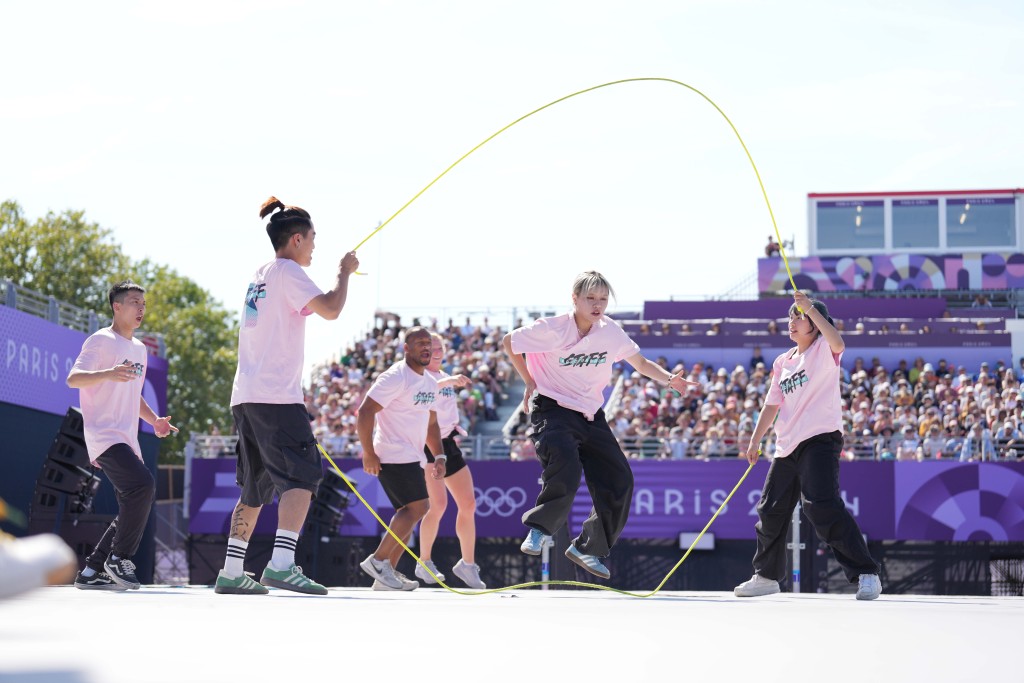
left=67, top=280, right=178, bottom=590
left=735, top=291, right=882, bottom=601
left=502, top=271, right=700, bottom=580
left=215, top=197, right=359, bottom=597
left=356, top=327, right=446, bottom=591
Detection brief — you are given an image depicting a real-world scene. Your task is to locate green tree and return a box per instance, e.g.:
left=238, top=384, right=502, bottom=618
left=0, top=200, right=131, bottom=312
left=1, top=200, right=238, bottom=462
left=129, top=261, right=238, bottom=461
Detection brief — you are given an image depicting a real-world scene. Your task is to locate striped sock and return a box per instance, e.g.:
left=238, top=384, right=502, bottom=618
left=223, top=538, right=248, bottom=578
left=270, top=530, right=299, bottom=570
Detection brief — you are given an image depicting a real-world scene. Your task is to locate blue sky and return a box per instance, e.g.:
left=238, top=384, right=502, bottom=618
left=3, top=0, right=1022, bottom=373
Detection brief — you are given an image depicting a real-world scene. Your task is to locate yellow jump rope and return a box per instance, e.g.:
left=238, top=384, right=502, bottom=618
left=326, top=77, right=802, bottom=596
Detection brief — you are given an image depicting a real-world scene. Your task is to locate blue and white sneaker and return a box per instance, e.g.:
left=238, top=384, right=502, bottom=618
left=565, top=544, right=610, bottom=579
left=520, top=528, right=549, bottom=556
left=856, top=574, right=882, bottom=601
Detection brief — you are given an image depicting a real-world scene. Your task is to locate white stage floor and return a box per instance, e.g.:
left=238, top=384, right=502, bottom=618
left=1, top=586, right=1020, bottom=683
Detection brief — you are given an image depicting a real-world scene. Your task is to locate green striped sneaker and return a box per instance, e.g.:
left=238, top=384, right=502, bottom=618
left=260, top=564, right=328, bottom=595
left=214, top=570, right=269, bottom=595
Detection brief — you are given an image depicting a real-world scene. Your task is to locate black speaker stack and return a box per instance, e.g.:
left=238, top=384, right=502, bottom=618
left=187, top=468, right=363, bottom=586
left=27, top=407, right=113, bottom=568
left=304, top=469, right=353, bottom=537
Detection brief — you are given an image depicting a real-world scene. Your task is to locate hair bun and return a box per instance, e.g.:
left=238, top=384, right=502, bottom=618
left=259, top=196, right=285, bottom=219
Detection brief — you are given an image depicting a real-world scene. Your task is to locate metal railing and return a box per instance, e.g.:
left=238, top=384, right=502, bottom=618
left=1, top=279, right=165, bottom=356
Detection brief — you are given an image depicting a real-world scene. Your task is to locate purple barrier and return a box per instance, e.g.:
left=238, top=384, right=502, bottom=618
left=627, top=334, right=1009, bottom=374
left=0, top=306, right=168, bottom=429
left=759, top=253, right=1024, bottom=294
left=188, top=458, right=1024, bottom=542
left=644, top=297, right=948, bottom=321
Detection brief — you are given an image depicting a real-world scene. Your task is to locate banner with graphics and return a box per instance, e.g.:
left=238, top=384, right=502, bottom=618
left=188, top=458, right=1024, bottom=542
left=0, top=305, right=168, bottom=428
left=759, top=253, right=1024, bottom=293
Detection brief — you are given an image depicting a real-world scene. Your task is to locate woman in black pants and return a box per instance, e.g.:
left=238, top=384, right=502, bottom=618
left=735, top=290, right=881, bottom=600
left=502, top=271, right=698, bottom=579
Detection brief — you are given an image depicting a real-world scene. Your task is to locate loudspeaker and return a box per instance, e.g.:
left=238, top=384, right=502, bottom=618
left=58, top=407, right=85, bottom=442
left=187, top=535, right=275, bottom=585
left=46, top=433, right=91, bottom=469
left=186, top=533, right=369, bottom=586
left=36, top=461, right=96, bottom=495
left=30, top=487, right=94, bottom=517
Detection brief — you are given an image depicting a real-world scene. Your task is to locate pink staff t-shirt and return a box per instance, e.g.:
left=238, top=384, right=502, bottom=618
left=72, top=327, right=148, bottom=462
left=765, top=335, right=844, bottom=457
left=425, top=368, right=464, bottom=437
left=510, top=313, right=640, bottom=420
left=366, top=360, right=440, bottom=464
left=230, top=258, right=323, bottom=406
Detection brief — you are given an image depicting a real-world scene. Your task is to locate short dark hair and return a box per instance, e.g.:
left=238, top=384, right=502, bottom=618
left=108, top=280, right=145, bottom=313
left=788, top=297, right=835, bottom=334
left=260, top=196, right=313, bottom=250
left=404, top=326, right=431, bottom=342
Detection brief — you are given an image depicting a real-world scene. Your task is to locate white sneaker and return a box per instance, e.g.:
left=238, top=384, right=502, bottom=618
left=856, top=574, right=882, bottom=600
left=393, top=570, right=419, bottom=591
left=359, top=554, right=403, bottom=590
left=372, top=574, right=417, bottom=591
left=734, top=573, right=781, bottom=597
left=0, top=533, right=77, bottom=600
left=452, top=559, right=486, bottom=589
left=414, top=559, right=445, bottom=584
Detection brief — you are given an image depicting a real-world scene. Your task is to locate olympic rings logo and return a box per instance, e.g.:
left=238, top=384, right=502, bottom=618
left=475, top=486, right=528, bottom=517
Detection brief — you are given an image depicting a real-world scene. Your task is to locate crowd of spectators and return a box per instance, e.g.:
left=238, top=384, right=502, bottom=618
left=591, top=352, right=1024, bottom=462
left=632, top=314, right=1003, bottom=337
left=305, top=316, right=512, bottom=458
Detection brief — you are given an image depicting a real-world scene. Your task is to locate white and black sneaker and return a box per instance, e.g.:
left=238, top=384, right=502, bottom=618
left=103, top=556, right=141, bottom=590
left=74, top=570, right=127, bottom=591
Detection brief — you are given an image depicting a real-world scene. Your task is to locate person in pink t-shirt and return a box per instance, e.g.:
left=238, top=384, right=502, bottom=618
left=356, top=327, right=446, bottom=591
left=67, top=280, right=178, bottom=590
left=502, top=271, right=700, bottom=579
left=216, top=196, right=359, bottom=597
left=735, top=290, right=882, bottom=601
left=414, top=332, right=485, bottom=589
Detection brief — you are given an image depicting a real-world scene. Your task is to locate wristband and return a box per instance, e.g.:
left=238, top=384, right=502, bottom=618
left=433, top=454, right=448, bottom=461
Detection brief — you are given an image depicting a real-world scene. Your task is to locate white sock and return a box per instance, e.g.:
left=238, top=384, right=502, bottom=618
left=223, top=538, right=248, bottom=577
left=81, top=567, right=97, bottom=578
left=270, top=530, right=299, bottom=570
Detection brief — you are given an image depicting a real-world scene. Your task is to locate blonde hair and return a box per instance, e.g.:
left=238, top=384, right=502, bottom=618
left=572, top=270, right=616, bottom=300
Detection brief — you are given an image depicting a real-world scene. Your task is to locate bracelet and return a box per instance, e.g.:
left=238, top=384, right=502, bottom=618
left=666, top=373, right=677, bottom=385
left=433, top=454, right=448, bottom=461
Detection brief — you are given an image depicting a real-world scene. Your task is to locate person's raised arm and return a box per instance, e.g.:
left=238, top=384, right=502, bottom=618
left=305, top=251, right=360, bottom=320
left=794, top=289, right=844, bottom=355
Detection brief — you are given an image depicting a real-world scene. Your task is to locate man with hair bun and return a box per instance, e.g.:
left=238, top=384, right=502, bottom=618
left=215, top=197, right=358, bottom=596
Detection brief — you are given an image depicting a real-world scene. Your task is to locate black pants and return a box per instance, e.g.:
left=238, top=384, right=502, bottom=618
left=523, top=395, right=634, bottom=557
left=752, top=431, right=880, bottom=583
left=85, top=444, right=156, bottom=570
